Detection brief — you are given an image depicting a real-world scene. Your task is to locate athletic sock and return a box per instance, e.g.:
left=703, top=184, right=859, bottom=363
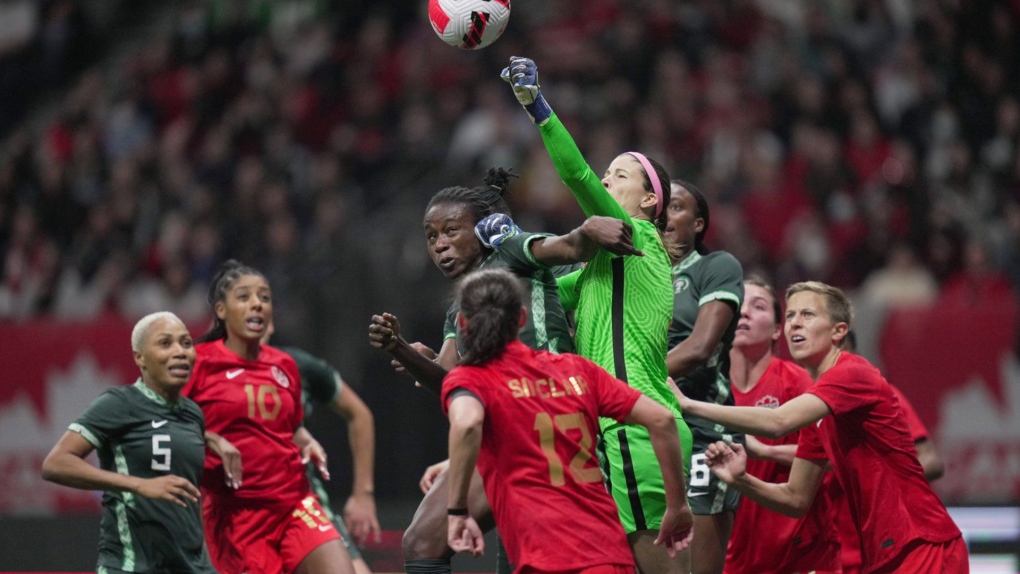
left=405, top=558, right=452, bottom=574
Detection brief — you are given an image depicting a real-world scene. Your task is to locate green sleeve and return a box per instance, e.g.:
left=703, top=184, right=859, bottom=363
left=71, top=389, right=129, bottom=449
left=698, top=253, right=744, bottom=309
left=497, top=232, right=552, bottom=273
left=556, top=268, right=582, bottom=312
left=443, top=305, right=458, bottom=342
left=283, top=346, right=342, bottom=406
left=538, top=114, right=632, bottom=224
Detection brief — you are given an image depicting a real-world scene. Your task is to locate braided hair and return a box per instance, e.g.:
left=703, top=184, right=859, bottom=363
left=425, top=167, right=517, bottom=227
left=457, top=268, right=524, bottom=366
left=199, top=259, right=266, bottom=343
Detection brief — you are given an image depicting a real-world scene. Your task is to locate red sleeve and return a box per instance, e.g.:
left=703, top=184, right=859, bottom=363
left=781, top=361, right=814, bottom=401
left=889, top=384, right=929, bottom=442
left=582, top=358, right=642, bottom=422
left=795, top=420, right=827, bottom=461
left=442, top=366, right=488, bottom=415
left=806, top=357, right=881, bottom=416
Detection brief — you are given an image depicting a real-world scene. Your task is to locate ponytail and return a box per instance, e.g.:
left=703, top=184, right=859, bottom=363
left=457, top=268, right=523, bottom=366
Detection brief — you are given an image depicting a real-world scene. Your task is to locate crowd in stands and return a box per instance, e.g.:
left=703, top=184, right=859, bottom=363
left=1, top=0, right=1017, bottom=353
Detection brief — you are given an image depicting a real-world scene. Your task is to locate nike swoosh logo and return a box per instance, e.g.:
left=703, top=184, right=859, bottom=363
left=687, top=492, right=707, bottom=497
left=317, top=524, right=333, bottom=532
left=152, top=420, right=169, bottom=428
left=226, top=369, right=244, bottom=379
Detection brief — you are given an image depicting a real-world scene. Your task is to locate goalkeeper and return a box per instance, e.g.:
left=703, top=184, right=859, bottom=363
left=499, top=56, right=695, bottom=574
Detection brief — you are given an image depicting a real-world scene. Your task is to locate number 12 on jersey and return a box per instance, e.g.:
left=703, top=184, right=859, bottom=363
left=533, top=412, right=602, bottom=486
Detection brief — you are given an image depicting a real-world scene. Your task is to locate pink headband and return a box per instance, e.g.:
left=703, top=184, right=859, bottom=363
left=627, top=151, right=664, bottom=219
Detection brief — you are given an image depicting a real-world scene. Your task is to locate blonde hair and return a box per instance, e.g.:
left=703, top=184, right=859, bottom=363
left=785, top=281, right=853, bottom=348
left=131, top=311, right=185, bottom=351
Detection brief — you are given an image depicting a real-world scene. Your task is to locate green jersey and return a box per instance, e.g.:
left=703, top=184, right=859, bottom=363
left=279, top=345, right=343, bottom=419
left=668, top=251, right=743, bottom=428
left=70, top=380, right=215, bottom=574
left=445, top=231, right=574, bottom=355
left=539, top=114, right=679, bottom=426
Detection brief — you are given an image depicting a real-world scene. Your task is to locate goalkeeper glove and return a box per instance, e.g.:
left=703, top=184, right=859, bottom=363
left=500, top=56, right=553, bottom=125
left=475, top=213, right=522, bottom=249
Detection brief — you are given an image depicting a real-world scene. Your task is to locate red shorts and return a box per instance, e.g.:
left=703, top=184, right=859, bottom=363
left=203, top=493, right=342, bottom=574
left=874, top=536, right=969, bottom=574
left=521, top=563, right=635, bottom=574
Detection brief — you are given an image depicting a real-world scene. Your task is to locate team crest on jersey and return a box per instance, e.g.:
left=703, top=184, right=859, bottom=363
left=755, top=394, right=780, bottom=409
left=674, top=277, right=690, bottom=293
left=271, top=366, right=291, bottom=388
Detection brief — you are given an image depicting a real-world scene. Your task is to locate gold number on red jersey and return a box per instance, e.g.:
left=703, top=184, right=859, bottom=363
left=244, top=384, right=282, bottom=421
left=533, top=412, right=602, bottom=486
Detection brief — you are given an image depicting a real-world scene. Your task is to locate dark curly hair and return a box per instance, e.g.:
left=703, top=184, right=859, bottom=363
left=424, top=167, right=517, bottom=227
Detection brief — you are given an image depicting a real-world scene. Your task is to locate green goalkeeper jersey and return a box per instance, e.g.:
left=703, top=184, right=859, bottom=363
left=539, top=114, right=680, bottom=428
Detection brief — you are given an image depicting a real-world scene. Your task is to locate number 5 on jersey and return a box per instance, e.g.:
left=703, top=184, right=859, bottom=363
left=534, top=412, right=602, bottom=486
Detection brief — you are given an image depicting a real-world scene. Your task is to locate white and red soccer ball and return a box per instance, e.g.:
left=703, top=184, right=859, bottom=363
left=428, top=0, right=511, bottom=50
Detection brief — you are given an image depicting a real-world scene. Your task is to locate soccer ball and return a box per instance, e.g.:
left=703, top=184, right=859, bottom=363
left=428, top=0, right=511, bottom=50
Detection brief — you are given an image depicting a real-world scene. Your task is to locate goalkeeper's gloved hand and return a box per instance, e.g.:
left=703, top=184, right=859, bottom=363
left=500, top=56, right=553, bottom=125
left=475, top=213, right=522, bottom=249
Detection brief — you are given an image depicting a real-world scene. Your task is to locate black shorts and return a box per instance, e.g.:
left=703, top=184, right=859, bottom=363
left=686, top=425, right=741, bottom=515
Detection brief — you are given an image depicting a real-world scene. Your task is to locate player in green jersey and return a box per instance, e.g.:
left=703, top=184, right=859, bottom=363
left=663, top=180, right=744, bottom=574
left=369, top=168, right=639, bottom=574
left=503, top=56, right=694, bottom=574
left=42, top=312, right=216, bottom=574
left=263, top=322, right=380, bottom=574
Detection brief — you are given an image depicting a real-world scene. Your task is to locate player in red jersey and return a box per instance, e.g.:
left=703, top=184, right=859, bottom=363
left=725, top=277, right=841, bottom=574
left=832, top=330, right=946, bottom=574
left=184, top=260, right=354, bottom=574
left=679, top=281, right=968, bottom=573
left=440, top=268, right=693, bottom=573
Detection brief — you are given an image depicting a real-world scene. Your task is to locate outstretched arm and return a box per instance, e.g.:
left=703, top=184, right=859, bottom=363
left=331, top=385, right=381, bottom=543
left=503, top=57, right=631, bottom=223
left=678, top=391, right=831, bottom=439
left=369, top=312, right=449, bottom=394
left=705, top=441, right=825, bottom=518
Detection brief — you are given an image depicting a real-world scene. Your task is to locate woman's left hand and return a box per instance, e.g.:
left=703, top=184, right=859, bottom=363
left=344, top=492, right=382, bottom=545
left=301, top=441, right=330, bottom=481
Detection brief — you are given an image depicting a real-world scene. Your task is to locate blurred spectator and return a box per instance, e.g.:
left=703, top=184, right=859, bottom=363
left=939, top=236, right=1015, bottom=307
left=0, top=0, right=1015, bottom=372
left=859, top=242, right=938, bottom=309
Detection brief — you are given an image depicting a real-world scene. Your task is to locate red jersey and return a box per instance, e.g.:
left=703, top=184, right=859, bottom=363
left=441, top=341, right=640, bottom=573
left=798, top=353, right=960, bottom=573
left=832, top=382, right=931, bottom=572
left=184, top=340, right=307, bottom=506
left=726, top=357, right=841, bottom=574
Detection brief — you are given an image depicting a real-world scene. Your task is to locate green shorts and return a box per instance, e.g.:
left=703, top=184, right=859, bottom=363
left=686, top=424, right=742, bottom=515
left=307, top=465, right=363, bottom=560
left=598, top=417, right=693, bottom=533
